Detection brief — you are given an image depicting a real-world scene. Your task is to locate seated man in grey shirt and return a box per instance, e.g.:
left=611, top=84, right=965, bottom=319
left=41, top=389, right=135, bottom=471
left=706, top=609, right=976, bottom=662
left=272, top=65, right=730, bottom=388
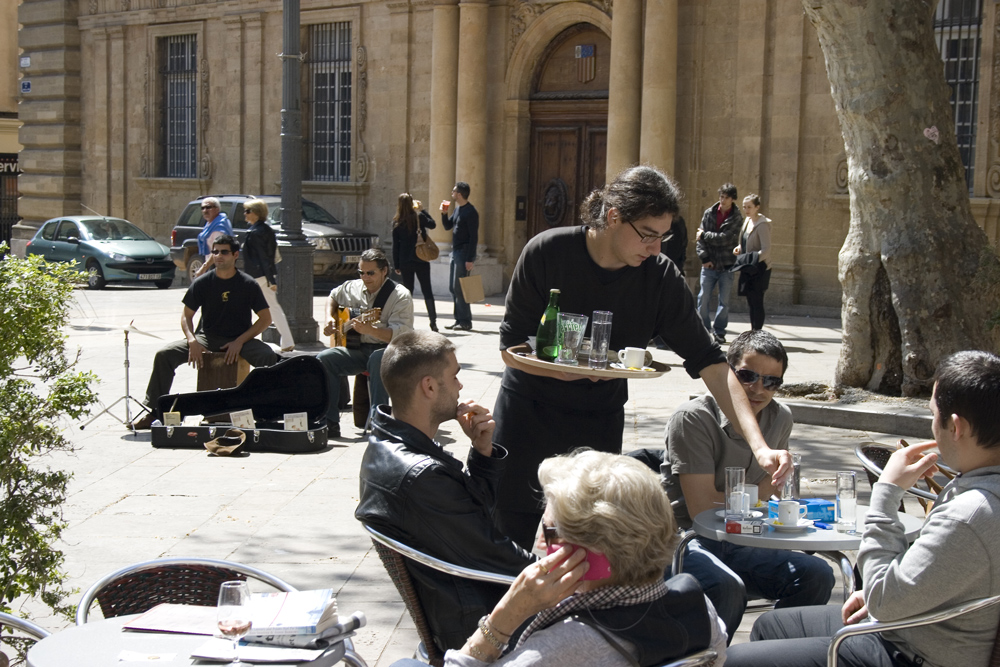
left=727, top=350, right=1000, bottom=667
left=662, top=330, right=834, bottom=641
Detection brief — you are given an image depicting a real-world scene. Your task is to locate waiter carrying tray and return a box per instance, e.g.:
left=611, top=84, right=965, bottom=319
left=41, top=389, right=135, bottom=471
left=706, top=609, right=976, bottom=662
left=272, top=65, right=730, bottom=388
left=491, top=165, right=793, bottom=549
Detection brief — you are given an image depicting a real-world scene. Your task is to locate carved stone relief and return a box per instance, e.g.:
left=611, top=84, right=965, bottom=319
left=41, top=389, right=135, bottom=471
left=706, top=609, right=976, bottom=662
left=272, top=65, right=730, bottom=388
left=200, top=57, right=212, bottom=179
left=835, top=157, right=848, bottom=194
left=355, top=45, right=370, bottom=182
left=507, top=0, right=611, bottom=60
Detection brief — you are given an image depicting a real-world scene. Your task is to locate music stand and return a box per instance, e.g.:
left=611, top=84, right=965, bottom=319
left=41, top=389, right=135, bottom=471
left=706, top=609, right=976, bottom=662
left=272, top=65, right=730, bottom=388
left=80, top=321, right=161, bottom=431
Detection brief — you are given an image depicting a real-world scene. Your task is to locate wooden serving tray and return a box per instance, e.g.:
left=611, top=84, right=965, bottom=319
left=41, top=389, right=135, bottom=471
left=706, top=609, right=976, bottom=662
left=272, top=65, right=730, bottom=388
left=505, top=344, right=670, bottom=380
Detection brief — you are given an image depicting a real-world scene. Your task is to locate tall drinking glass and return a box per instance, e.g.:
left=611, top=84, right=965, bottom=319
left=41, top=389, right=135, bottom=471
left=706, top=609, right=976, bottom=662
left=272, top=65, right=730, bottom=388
left=555, top=313, right=588, bottom=365
left=217, top=581, right=253, bottom=666
left=725, top=467, right=746, bottom=519
left=589, top=311, right=613, bottom=370
left=836, top=471, right=857, bottom=533
left=781, top=452, right=802, bottom=500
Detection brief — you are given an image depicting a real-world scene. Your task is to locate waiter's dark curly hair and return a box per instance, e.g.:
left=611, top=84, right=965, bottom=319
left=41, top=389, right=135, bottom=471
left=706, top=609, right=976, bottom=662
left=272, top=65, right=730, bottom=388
left=580, top=165, right=682, bottom=230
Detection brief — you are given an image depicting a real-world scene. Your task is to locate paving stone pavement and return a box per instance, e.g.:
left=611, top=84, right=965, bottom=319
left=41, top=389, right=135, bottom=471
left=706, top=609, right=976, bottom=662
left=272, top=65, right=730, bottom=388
left=10, top=284, right=931, bottom=665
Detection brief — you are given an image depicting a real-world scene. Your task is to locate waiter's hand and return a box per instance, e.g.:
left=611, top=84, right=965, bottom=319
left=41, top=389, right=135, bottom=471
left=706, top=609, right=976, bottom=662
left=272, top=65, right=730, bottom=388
left=755, top=449, right=793, bottom=487
left=458, top=400, right=495, bottom=456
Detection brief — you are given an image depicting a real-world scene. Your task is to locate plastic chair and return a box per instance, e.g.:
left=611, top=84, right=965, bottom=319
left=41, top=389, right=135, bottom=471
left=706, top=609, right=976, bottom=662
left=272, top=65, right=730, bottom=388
left=364, top=524, right=515, bottom=667
left=827, top=593, right=1000, bottom=667
left=76, top=557, right=367, bottom=667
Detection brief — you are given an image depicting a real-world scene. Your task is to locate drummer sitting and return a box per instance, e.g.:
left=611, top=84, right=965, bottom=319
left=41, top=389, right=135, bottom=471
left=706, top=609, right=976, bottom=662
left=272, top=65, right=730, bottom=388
left=660, top=330, right=834, bottom=641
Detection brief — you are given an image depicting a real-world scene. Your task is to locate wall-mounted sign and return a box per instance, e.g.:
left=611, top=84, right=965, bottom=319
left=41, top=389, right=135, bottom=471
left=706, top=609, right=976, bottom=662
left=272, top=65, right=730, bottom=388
left=20, top=56, right=30, bottom=68
left=0, top=156, right=20, bottom=174
left=20, top=81, right=31, bottom=94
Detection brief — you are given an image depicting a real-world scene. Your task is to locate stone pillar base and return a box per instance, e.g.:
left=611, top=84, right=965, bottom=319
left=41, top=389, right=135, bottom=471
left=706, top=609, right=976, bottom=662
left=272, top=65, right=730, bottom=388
left=426, top=245, right=504, bottom=298
left=275, top=242, right=319, bottom=344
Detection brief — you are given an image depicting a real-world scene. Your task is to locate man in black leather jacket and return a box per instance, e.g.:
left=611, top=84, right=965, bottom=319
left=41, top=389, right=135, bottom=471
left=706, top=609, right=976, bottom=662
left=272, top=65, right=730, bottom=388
left=355, top=331, right=535, bottom=651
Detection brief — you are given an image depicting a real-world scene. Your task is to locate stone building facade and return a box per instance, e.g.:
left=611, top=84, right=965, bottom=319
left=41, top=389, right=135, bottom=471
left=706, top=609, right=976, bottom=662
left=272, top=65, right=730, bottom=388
left=1, top=0, right=21, bottom=246
left=14, top=0, right=1000, bottom=313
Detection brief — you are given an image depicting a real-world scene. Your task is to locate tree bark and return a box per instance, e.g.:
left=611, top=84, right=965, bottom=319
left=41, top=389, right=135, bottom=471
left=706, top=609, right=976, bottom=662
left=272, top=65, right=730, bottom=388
left=802, top=0, right=1000, bottom=396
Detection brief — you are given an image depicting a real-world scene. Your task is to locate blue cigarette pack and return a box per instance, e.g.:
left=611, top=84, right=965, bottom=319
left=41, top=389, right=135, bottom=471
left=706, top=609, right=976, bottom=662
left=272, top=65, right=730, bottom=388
left=768, top=498, right=836, bottom=522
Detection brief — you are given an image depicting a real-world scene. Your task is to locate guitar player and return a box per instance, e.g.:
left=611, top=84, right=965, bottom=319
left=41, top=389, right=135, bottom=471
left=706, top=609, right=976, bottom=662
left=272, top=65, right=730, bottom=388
left=318, top=248, right=414, bottom=437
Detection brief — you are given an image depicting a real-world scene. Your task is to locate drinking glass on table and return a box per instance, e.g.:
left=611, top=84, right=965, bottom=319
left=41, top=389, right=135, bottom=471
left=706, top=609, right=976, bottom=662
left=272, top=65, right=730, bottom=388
left=782, top=452, right=802, bottom=500
left=217, top=580, right=253, bottom=666
left=836, top=471, right=857, bottom=533
left=725, top=466, right=747, bottom=519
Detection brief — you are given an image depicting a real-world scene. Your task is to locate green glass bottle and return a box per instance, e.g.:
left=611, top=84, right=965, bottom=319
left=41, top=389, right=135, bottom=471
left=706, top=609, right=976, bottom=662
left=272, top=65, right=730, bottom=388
left=535, top=289, right=561, bottom=362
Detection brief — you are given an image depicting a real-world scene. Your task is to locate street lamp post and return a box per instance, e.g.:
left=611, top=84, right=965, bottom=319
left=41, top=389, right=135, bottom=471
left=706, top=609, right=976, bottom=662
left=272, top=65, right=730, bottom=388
left=275, top=0, right=318, bottom=344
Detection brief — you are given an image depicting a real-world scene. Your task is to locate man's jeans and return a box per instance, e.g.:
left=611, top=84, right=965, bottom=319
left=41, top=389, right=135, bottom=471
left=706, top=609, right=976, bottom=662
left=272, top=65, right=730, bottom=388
left=698, top=266, right=735, bottom=337
left=682, top=537, right=834, bottom=643
left=449, top=256, right=473, bottom=326
left=316, top=343, right=387, bottom=426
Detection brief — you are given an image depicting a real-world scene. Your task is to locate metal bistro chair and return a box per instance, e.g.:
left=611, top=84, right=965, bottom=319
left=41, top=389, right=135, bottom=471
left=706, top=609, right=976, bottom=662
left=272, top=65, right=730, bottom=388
left=366, top=525, right=719, bottom=667
left=855, top=442, right=945, bottom=514
left=0, top=611, right=51, bottom=666
left=827, top=593, right=1000, bottom=667
left=364, top=524, right=515, bottom=666
left=76, top=557, right=367, bottom=667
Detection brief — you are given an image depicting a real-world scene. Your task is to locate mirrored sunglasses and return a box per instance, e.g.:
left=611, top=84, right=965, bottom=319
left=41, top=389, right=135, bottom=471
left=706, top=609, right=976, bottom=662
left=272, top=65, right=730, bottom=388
left=732, top=367, right=783, bottom=390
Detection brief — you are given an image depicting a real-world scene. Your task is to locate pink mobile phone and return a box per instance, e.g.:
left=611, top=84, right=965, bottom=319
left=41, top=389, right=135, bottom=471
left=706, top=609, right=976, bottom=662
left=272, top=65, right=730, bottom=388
left=546, top=543, right=613, bottom=581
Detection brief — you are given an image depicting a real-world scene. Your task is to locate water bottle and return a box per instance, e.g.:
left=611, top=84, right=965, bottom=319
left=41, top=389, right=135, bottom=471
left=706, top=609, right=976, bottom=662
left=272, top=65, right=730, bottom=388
left=535, top=289, right=560, bottom=362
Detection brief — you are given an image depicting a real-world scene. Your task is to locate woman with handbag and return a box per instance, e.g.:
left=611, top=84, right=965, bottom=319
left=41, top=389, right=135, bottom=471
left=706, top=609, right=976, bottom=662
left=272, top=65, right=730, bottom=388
left=732, top=193, right=773, bottom=330
left=392, top=192, right=439, bottom=331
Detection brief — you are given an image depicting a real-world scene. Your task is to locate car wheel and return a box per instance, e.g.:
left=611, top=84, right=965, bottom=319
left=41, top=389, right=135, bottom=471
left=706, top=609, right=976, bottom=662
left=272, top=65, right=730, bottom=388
left=187, top=257, right=204, bottom=283
left=86, top=261, right=106, bottom=290
left=155, top=279, right=173, bottom=289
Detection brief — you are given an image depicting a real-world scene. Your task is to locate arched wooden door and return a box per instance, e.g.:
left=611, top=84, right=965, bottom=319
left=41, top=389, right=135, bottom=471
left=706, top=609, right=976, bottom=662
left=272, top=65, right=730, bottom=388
left=527, top=25, right=609, bottom=239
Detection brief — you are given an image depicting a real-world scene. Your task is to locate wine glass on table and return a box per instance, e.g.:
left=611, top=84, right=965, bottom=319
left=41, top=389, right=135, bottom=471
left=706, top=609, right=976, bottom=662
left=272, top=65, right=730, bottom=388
left=217, top=580, right=253, bottom=666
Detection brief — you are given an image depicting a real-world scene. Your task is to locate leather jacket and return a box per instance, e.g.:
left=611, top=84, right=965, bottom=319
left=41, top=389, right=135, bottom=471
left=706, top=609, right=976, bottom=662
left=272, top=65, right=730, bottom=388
left=355, top=405, right=534, bottom=651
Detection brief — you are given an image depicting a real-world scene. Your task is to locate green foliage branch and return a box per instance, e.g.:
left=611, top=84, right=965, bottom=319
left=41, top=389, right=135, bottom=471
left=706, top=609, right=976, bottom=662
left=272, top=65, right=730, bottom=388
left=0, top=245, right=97, bottom=627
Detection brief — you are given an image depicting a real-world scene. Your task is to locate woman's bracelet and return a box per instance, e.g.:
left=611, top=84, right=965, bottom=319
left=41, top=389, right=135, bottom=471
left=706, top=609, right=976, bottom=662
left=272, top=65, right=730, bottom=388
left=478, top=615, right=509, bottom=653
left=484, top=615, right=512, bottom=640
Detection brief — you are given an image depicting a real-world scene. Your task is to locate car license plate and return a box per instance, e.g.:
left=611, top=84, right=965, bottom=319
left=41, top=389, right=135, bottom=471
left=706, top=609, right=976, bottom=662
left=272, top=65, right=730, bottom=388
left=344, top=255, right=361, bottom=263
left=138, top=273, right=161, bottom=280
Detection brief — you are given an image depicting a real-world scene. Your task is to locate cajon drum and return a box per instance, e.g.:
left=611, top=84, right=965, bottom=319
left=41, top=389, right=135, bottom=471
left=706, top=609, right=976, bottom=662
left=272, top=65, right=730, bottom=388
left=197, top=351, right=250, bottom=391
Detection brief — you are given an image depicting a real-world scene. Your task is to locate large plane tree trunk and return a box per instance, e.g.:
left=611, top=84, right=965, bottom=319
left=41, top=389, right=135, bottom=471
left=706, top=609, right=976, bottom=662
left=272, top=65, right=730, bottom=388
left=802, top=0, right=1000, bottom=396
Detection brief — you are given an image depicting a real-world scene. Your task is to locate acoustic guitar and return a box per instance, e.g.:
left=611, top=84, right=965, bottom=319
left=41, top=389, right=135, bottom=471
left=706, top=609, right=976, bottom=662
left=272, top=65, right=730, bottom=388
left=329, top=307, right=382, bottom=349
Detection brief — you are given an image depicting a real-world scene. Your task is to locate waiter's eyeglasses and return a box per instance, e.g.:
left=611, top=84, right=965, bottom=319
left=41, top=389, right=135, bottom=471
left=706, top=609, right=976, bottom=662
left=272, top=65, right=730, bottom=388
left=358, top=270, right=379, bottom=277
left=731, top=366, right=783, bottom=390
left=627, top=221, right=672, bottom=244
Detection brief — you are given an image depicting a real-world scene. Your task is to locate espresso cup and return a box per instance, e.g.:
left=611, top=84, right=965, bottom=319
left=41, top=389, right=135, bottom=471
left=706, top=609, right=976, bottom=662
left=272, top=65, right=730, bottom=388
left=617, top=347, right=646, bottom=369
left=777, top=500, right=806, bottom=525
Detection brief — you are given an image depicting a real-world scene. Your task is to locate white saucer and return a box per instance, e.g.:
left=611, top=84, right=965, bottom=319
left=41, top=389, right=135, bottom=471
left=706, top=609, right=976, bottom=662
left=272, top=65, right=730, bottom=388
left=765, top=517, right=814, bottom=532
left=716, top=509, right=764, bottom=519
left=610, top=362, right=657, bottom=372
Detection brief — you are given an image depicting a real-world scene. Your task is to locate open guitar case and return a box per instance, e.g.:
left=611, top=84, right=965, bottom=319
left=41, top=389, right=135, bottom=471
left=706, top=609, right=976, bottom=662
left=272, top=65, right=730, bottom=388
left=150, top=355, right=328, bottom=453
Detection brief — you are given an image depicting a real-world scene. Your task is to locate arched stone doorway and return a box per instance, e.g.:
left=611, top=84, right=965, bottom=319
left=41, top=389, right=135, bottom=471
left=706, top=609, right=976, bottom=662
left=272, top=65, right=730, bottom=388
left=527, top=24, right=610, bottom=239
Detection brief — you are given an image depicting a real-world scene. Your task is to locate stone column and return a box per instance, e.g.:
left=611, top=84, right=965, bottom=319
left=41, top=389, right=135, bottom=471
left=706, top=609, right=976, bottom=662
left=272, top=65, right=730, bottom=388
left=639, top=0, right=677, bottom=174
left=428, top=0, right=459, bottom=241
left=606, top=0, right=642, bottom=177
left=14, top=0, right=82, bottom=256
left=454, top=0, right=488, bottom=206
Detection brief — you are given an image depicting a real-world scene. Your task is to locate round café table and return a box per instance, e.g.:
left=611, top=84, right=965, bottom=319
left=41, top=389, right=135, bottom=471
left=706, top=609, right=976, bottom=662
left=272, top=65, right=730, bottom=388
left=690, top=505, right=926, bottom=600
left=27, top=614, right=347, bottom=667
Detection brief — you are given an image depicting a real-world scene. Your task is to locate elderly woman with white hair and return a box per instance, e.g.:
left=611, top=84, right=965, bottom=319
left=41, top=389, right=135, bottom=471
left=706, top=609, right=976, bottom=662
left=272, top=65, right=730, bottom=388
left=393, top=450, right=727, bottom=667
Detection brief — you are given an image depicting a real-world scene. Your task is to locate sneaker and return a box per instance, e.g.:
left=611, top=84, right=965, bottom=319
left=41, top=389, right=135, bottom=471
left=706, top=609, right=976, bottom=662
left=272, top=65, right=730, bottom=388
left=445, top=322, right=461, bottom=330
left=714, top=333, right=726, bottom=345
left=130, top=413, right=155, bottom=430
left=454, top=322, right=473, bottom=331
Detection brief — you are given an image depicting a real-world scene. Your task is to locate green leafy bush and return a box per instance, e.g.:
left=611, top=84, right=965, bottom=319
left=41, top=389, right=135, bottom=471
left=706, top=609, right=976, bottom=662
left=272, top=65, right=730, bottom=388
left=0, top=246, right=97, bottom=623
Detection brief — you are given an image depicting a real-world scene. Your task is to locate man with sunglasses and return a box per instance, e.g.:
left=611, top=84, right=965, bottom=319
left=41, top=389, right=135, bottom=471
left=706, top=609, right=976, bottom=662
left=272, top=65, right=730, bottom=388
left=318, top=248, right=413, bottom=437
left=131, top=234, right=276, bottom=429
left=193, top=196, right=234, bottom=278
left=661, top=330, right=834, bottom=641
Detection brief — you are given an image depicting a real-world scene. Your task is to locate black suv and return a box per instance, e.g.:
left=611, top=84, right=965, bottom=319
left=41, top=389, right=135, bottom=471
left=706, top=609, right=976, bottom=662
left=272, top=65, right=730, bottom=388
left=170, top=195, right=379, bottom=282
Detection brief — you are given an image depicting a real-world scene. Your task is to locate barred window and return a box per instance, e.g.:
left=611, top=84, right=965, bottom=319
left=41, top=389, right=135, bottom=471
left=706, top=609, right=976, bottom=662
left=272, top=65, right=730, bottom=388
left=934, top=0, right=982, bottom=192
left=159, top=35, right=198, bottom=178
left=305, top=23, right=352, bottom=182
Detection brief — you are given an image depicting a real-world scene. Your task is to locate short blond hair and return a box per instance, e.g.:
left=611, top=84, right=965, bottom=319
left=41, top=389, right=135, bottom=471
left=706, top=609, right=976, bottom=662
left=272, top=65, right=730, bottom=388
left=538, top=450, right=678, bottom=587
left=244, top=198, right=269, bottom=221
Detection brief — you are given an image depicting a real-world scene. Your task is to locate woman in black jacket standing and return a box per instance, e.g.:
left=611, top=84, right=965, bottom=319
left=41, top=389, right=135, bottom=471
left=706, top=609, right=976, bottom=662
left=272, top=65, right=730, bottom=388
left=392, top=192, right=438, bottom=331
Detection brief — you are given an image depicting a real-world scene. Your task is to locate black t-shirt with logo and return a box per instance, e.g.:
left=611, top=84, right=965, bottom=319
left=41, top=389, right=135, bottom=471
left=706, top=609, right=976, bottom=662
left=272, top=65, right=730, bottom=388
left=182, top=270, right=268, bottom=339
